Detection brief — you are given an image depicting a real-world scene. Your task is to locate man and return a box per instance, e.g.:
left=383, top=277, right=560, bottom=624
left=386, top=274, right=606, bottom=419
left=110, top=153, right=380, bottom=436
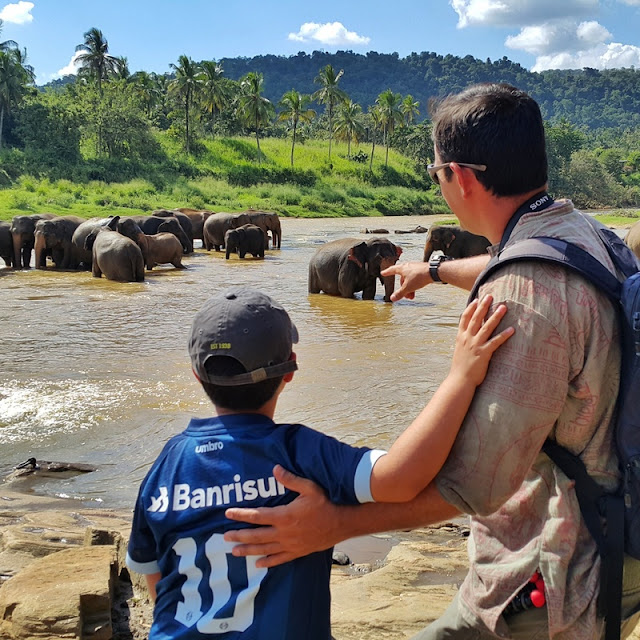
left=224, top=83, right=640, bottom=639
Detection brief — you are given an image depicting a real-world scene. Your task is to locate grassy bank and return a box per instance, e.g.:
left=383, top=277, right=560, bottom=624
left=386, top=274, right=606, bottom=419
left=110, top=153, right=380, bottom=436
left=0, top=135, right=452, bottom=222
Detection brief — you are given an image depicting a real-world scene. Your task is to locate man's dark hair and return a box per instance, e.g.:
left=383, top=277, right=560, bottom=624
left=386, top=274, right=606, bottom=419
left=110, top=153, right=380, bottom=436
left=198, top=356, right=284, bottom=411
left=430, top=83, right=548, bottom=196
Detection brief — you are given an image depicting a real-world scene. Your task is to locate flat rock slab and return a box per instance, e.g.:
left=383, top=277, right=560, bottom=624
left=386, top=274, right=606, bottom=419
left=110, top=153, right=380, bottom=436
left=0, top=545, right=117, bottom=639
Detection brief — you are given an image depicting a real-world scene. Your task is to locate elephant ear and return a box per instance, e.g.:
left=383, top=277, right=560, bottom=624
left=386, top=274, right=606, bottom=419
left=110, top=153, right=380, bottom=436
left=106, top=216, right=120, bottom=230
left=443, top=228, right=456, bottom=249
left=395, top=244, right=403, bottom=257
left=347, top=242, right=367, bottom=268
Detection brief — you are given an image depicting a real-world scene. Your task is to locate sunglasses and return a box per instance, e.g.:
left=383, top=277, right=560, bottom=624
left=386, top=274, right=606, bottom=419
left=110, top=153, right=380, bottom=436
left=427, top=162, right=487, bottom=185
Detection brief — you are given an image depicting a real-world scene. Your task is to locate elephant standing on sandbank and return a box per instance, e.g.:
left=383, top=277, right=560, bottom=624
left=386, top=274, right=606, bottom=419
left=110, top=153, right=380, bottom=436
left=308, top=237, right=403, bottom=302
left=34, top=216, right=85, bottom=269
left=423, top=225, right=491, bottom=262
left=625, top=220, right=640, bottom=261
left=10, top=213, right=56, bottom=269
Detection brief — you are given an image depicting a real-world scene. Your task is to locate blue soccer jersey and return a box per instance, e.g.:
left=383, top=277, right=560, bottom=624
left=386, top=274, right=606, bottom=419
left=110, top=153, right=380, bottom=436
left=126, top=414, right=385, bottom=640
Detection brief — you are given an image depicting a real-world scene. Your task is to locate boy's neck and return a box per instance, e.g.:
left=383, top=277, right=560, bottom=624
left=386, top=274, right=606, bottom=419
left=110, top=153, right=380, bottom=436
left=215, top=396, right=278, bottom=420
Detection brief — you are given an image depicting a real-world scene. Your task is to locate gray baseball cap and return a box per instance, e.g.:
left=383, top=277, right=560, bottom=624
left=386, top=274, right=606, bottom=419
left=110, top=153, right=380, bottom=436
left=189, top=288, right=299, bottom=386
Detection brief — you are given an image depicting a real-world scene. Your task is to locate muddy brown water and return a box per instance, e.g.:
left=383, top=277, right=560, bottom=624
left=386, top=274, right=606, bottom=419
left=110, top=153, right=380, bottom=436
left=0, top=215, right=470, bottom=527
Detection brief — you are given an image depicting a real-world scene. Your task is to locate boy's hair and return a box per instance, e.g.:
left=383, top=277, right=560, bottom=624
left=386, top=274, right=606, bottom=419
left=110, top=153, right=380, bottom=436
left=430, top=83, right=548, bottom=196
left=199, top=356, right=284, bottom=411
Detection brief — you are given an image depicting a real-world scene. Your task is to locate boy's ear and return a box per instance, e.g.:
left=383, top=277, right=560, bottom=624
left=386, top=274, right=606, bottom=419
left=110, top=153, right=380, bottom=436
left=283, top=352, right=297, bottom=383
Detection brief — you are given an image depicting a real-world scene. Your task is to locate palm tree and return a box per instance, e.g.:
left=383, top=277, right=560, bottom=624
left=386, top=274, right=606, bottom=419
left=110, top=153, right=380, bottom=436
left=132, top=70, right=160, bottom=118
left=313, top=65, right=348, bottom=162
left=237, top=71, right=274, bottom=164
left=401, top=95, right=420, bottom=127
left=367, top=105, right=383, bottom=171
left=0, top=50, right=31, bottom=149
left=75, top=28, right=116, bottom=96
left=111, top=56, right=130, bottom=81
left=201, top=60, right=230, bottom=136
left=334, top=100, right=365, bottom=158
left=376, top=89, right=404, bottom=167
left=169, top=55, right=204, bottom=153
left=0, top=19, right=18, bottom=51
left=278, top=89, right=315, bottom=167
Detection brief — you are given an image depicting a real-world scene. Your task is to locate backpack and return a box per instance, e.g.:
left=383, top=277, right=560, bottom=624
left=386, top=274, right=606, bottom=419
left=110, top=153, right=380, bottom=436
left=468, top=217, right=640, bottom=640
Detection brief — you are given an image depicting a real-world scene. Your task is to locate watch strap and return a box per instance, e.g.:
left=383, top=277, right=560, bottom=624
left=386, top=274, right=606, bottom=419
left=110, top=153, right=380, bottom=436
left=429, top=255, right=451, bottom=284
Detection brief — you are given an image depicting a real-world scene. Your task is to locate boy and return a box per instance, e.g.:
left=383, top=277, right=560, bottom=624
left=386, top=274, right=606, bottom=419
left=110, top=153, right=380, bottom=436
left=126, top=286, right=512, bottom=639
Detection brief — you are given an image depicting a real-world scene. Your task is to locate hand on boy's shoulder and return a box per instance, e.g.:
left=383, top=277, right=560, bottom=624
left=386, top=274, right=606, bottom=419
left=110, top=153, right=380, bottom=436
left=224, top=465, right=339, bottom=568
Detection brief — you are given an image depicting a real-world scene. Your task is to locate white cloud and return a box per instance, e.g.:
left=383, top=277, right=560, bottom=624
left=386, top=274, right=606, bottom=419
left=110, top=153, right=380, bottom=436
left=450, top=0, right=597, bottom=28
left=506, top=19, right=611, bottom=55
left=532, top=42, right=640, bottom=71
left=288, top=22, right=370, bottom=47
left=0, top=1, right=34, bottom=25
left=619, top=0, right=640, bottom=5
left=53, top=51, right=82, bottom=78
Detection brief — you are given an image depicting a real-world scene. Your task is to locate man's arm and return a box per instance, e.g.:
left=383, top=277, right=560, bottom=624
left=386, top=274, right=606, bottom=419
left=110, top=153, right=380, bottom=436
left=382, top=254, right=490, bottom=300
left=224, top=465, right=460, bottom=568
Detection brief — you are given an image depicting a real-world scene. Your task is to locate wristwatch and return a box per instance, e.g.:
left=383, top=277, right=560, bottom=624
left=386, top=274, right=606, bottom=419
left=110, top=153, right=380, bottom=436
left=429, top=254, right=453, bottom=284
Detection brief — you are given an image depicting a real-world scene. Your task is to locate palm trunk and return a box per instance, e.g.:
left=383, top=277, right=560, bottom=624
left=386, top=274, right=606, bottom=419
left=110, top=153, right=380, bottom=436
left=384, top=125, right=389, bottom=167
left=255, top=113, right=261, bottom=164
left=328, top=103, right=333, bottom=161
left=0, top=105, right=4, bottom=151
left=291, top=121, right=297, bottom=168
left=185, top=94, right=190, bottom=154
left=370, top=140, right=375, bottom=171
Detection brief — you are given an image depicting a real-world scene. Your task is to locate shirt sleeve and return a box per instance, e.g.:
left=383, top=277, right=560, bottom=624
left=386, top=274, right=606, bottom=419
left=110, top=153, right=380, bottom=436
left=126, top=487, right=161, bottom=575
left=436, top=263, right=572, bottom=516
left=283, top=426, right=387, bottom=505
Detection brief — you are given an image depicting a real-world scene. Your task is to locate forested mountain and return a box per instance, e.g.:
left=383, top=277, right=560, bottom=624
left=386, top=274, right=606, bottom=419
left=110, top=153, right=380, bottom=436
left=220, top=50, right=640, bottom=130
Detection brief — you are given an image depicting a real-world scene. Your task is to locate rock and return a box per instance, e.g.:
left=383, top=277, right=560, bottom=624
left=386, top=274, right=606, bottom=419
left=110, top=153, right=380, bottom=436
left=332, top=550, right=351, bottom=565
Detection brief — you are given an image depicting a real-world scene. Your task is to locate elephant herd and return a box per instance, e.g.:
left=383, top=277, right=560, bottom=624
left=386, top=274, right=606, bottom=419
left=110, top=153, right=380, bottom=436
left=0, top=208, right=283, bottom=282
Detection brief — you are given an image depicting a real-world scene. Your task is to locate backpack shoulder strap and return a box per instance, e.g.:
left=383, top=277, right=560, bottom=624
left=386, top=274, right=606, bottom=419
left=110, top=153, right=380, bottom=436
left=468, top=236, right=622, bottom=304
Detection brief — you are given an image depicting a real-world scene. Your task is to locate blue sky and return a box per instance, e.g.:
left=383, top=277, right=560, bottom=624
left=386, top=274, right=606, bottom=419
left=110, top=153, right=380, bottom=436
left=1, top=0, right=640, bottom=84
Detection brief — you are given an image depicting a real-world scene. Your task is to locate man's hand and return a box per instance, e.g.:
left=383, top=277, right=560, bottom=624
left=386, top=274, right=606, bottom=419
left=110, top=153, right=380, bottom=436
left=381, top=261, right=432, bottom=301
left=224, top=465, right=343, bottom=568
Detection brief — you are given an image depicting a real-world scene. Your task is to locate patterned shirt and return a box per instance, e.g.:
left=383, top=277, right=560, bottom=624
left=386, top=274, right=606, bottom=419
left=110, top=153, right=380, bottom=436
left=436, top=200, right=623, bottom=639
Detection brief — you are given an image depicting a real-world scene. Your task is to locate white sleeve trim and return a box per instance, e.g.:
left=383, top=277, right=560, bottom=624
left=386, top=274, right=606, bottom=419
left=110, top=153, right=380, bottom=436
left=126, top=551, right=160, bottom=575
left=354, top=449, right=387, bottom=503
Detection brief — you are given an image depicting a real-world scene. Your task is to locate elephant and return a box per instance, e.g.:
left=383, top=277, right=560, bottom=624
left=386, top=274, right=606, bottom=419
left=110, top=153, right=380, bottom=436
left=34, top=215, right=85, bottom=269
left=71, top=217, right=115, bottom=268
left=203, top=212, right=251, bottom=251
left=243, top=210, right=282, bottom=249
left=174, top=208, right=214, bottom=245
left=225, top=224, right=267, bottom=259
left=394, top=226, right=429, bottom=234
left=10, top=213, right=57, bottom=269
left=0, top=221, right=14, bottom=267
left=308, top=237, right=403, bottom=302
left=151, top=210, right=194, bottom=253
left=85, top=225, right=145, bottom=282
left=625, top=220, right=640, bottom=261
left=126, top=215, right=192, bottom=254
left=423, top=225, right=491, bottom=262
left=135, top=232, right=186, bottom=270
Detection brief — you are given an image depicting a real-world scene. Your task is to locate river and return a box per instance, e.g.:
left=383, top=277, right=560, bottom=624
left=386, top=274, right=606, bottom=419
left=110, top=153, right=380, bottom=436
left=0, top=215, right=470, bottom=513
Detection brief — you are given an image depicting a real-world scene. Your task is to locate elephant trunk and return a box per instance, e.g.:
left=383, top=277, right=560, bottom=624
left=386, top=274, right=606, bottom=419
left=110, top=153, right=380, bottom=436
left=34, top=232, right=47, bottom=270
left=381, top=273, right=396, bottom=303
left=423, top=240, right=434, bottom=263
left=13, top=234, right=26, bottom=269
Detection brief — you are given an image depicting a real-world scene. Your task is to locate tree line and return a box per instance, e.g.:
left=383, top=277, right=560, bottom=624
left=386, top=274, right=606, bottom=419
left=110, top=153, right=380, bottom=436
left=1, top=24, right=639, bottom=209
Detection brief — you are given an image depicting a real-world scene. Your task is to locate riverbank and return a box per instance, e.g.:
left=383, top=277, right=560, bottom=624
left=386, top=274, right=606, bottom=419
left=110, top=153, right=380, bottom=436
left=0, top=483, right=469, bottom=639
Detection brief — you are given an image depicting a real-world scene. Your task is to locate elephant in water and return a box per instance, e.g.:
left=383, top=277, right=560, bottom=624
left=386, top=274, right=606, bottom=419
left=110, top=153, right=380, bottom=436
left=423, top=224, right=491, bottom=262
left=85, top=219, right=145, bottom=282
left=127, top=214, right=193, bottom=254
left=225, top=224, right=267, bottom=259
left=203, top=212, right=251, bottom=251
left=0, top=221, right=14, bottom=267
left=625, top=220, right=640, bottom=261
left=244, top=210, right=282, bottom=249
left=308, top=237, right=403, bottom=302
left=34, top=215, right=85, bottom=269
left=71, top=217, right=115, bottom=268
left=10, top=213, right=57, bottom=268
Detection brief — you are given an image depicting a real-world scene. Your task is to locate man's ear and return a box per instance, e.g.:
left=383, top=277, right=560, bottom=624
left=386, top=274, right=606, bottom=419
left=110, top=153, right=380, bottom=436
left=449, top=162, right=479, bottom=198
